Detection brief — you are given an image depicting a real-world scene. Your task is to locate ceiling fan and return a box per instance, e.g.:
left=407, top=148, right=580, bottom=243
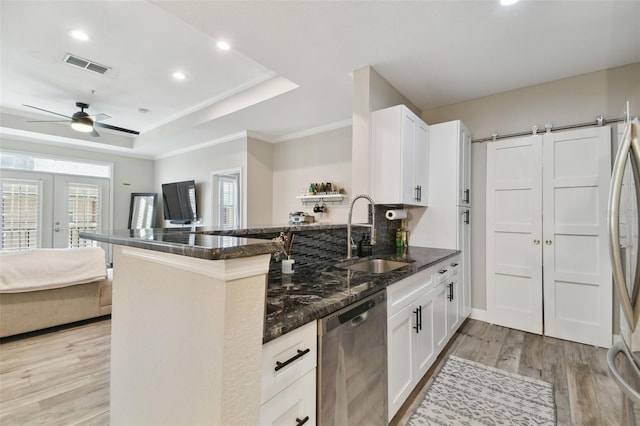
left=24, top=102, right=140, bottom=137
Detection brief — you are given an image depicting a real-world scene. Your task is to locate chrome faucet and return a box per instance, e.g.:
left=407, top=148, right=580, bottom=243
left=346, top=194, right=376, bottom=258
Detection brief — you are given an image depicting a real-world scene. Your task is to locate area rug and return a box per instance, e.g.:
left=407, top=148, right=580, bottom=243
left=407, top=355, right=556, bottom=425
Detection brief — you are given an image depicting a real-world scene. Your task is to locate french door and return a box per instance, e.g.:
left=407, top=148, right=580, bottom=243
left=52, top=175, right=110, bottom=248
left=1, top=170, right=110, bottom=251
left=486, top=127, right=612, bottom=347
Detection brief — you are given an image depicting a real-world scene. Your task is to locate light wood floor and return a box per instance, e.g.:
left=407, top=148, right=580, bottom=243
left=0, top=318, right=626, bottom=425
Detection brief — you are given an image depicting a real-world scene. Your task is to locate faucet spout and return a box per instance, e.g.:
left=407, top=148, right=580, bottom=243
left=346, top=194, right=376, bottom=259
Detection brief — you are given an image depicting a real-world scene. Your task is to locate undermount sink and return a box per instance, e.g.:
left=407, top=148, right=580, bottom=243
left=340, top=258, right=411, bottom=274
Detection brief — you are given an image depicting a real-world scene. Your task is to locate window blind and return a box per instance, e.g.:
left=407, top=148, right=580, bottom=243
left=67, top=183, right=99, bottom=248
left=1, top=179, right=40, bottom=252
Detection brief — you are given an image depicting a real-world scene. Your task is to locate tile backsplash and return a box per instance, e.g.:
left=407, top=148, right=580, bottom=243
left=222, top=205, right=403, bottom=274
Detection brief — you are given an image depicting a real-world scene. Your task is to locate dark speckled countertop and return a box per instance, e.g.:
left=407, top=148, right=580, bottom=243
left=263, top=246, right=458, bottom=343
left=80, top=227, right=282, bottom=260
left=80, top=227, right=457, bottom=345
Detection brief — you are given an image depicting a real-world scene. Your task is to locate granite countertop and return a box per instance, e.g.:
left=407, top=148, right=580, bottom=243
left=80, top=223, right=350, bottom=260
left=263, top=246, right=459, bottom=343
left=79, top=228, right=282, bottom=260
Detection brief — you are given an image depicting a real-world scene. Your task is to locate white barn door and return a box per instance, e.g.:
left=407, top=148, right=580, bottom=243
left=486, top=136, right=543, bottom=334
left=542, top=127, right=612, bottom=347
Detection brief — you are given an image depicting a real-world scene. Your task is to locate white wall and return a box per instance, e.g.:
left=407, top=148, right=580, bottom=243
left=247, top=137, right=274, bottom=226
left=0, top=137, right=155, bottom=231
left=422, top=62, right=640, bottom=312
left=154, top=138, right=247, bottom=226
left=272, top=126, right=352, bottom=224
left=351, top=66, right=419, bottom=222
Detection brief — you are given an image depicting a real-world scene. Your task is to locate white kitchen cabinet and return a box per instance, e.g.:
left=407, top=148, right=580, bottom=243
left=446, top=263, right=461, bottom=335
left=370, top=104, right=429, bottom=206
left=433, top=281, right=448, bottom=353
left=386, top=267, right=434, bottom=420
left=260, top=370, right=315, bottom=426
left=387, top=255, right=464, bottom=421
left=261, top=321, right=317, bottom=426
left=433, top=264, right=451, bottom=352
left=411, top=120, right=471, bottom=321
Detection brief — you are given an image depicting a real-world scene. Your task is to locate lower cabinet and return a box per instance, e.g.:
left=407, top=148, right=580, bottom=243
left=387, top=268, right=436, bottom=421
left=387, top=255, right=464, bottom=421
left=261, top=321, right=317, bottom=426
left=260, top=370, right=315, bottom=426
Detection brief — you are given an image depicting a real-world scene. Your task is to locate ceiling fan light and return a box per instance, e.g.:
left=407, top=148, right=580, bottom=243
left=71, top=117, right=94, bottom=133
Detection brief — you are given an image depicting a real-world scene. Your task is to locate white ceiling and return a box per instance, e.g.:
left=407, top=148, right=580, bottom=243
left=1, top=0, right=638, bottom=159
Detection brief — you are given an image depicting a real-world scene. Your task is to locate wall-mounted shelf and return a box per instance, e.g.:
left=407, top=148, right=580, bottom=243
left=296, top=194, right=345, bottom=204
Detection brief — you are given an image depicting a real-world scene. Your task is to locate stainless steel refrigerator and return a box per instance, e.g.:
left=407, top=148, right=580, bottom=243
left=608, top=117, right=640, bottom=425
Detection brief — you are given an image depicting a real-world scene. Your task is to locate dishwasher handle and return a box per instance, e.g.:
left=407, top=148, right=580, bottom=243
left=338, top=299, right=375, bottom=324
left=322, top=291, right=386, bottom=334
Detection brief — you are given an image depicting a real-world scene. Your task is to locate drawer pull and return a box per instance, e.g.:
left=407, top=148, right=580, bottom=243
left=296, top=416, right=310, bottom=426
left=451, top=263, right=459, bottom=267
left=274, top=348, right=310, bottom=372
left=438, top=269, right=448, bottom=274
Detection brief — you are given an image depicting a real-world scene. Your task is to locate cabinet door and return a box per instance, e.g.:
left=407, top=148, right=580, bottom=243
left=387, top=305, right=415, bottom=421
left=411, top=121, right=429, bottom=206
left=401, top=110, right=418, bottom=204
left=447, top=272, right=460, bottom=335
left=458, top=123, right=471, bottom=206
left=458, top=207, right=472, bottom=318
left=433, top=282, right=448, bottom=352
left=414, top=289, right=436, bottom=379
left=260, top=369, right=316, bottom=426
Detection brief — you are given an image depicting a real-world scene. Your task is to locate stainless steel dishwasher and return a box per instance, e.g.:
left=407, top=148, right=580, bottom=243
left=317, top=290, right=387, bottom=425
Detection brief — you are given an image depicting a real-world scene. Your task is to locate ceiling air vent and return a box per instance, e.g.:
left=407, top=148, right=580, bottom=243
left=63, top=54, right=110, bottom=75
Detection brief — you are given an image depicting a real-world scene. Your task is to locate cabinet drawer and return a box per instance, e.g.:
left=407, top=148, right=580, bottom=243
left=260, top=369, right=316, bottom=426
left=387, top=268, right=432, bottom=317
left=261, top=320, right=317, bottom=404
left=447, top=256, right=460, bottom=275
left=434, top=263, right=450, bottom=285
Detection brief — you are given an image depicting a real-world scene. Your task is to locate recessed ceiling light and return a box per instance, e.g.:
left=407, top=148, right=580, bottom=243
left=172, top=71, right=187, bottom=81
left=69, top=29, right=90, bottom=41
left=217, top=40, right=231, bottom=51
left=500, top=0, right=519, bottom=5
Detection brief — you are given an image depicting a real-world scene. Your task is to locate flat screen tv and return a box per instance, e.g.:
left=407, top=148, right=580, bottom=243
left=162, top=180, right=197, bottom=224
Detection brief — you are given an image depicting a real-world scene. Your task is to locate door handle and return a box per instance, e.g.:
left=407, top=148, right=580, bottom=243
left=415, top=185, right=422, bottom=202
left=413, top=307, right=420, bottom=333
left=545, top=240, right=552, bottom=245
left=533, top=239, right=540, bottom=245
left=464, top=210, right=470, bottom=224
left=610, top=118, right=640, bottom=331
left=448, top=282, right=454, bottom=301
left=463, top=189, right=470, bottom=204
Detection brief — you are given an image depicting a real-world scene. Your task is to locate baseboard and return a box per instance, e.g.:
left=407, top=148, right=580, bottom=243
left=613, top=333, right=622, bottom=345
left=470, top=308, right=486, bottom=322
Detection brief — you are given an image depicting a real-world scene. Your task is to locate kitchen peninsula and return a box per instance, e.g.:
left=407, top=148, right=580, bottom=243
left=82, top=225, right=458, bottom=425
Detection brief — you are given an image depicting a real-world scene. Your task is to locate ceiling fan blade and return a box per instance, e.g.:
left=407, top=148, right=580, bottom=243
left=23, top=104, right=72, bottom=119
left=94, top=122, right=140, bottom=135
left=27, top=119, right=70, bottom=123
left=91, top=128, right=101, bottom=137
left=89, top=113, right=111, bottom=122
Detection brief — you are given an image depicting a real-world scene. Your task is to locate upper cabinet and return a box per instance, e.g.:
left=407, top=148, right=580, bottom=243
left=370, top=105, right=429, bottom=206
left=457, top=121, right=472, bottom=207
